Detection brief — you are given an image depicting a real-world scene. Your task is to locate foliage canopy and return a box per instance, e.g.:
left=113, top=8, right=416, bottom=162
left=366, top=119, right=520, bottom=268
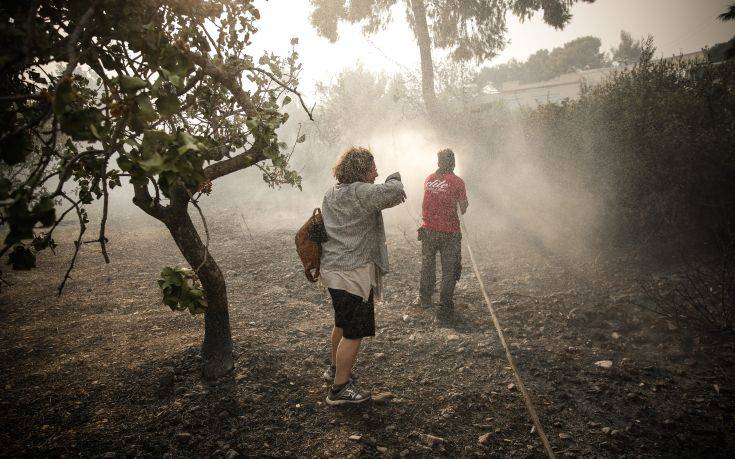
left=0, top=0, right=307, bottom=290
left=310, top=0, right=595, bottom=61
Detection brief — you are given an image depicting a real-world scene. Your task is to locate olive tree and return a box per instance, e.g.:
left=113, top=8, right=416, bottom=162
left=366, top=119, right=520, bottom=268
left=0, top=0, right=310, bottom=379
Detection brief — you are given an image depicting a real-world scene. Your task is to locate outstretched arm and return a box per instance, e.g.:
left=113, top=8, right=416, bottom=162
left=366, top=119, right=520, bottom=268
left=356, top=172, right=406, bottom=211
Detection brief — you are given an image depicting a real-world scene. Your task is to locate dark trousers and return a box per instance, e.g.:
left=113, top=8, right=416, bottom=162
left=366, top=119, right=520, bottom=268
left=419, top=228, right=462, bottom=309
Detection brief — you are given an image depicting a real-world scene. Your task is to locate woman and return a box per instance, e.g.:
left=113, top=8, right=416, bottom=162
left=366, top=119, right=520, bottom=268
left=320, top=146, right=405, bottom=405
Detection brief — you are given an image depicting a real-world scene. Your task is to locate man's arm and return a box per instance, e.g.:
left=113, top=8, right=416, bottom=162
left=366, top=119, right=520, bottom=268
left=457, top=178, right=468, bottom=214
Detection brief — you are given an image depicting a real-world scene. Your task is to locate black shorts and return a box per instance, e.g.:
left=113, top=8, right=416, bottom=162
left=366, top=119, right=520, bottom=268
left=328, top=288, right=375, bottom=339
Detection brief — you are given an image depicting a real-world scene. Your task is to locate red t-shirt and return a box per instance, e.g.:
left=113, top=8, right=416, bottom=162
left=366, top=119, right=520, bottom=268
left=421, top=172, right=467, bottom=233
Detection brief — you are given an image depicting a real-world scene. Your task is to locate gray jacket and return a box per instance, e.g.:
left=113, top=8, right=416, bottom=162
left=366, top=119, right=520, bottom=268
left=320, top=173, right=405, bottom=274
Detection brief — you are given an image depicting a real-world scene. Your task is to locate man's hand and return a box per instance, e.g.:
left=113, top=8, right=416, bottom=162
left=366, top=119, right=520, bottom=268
left=459, top=199, right=468, bottom=214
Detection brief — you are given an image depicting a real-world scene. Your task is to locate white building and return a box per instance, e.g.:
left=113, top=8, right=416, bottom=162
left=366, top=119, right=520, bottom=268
left=475, top=50, right=706, bottom=110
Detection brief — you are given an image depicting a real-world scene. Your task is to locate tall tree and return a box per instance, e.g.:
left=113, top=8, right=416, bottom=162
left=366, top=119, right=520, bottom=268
left=611, top=30, right=643, bottom=65
left=0, top=0, right=309, bottom=379
left=309, top=0, right=595, bottom=123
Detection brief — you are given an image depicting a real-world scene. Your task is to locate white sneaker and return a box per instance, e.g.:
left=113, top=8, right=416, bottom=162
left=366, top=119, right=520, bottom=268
left=326, top=381, right=371, bottom=406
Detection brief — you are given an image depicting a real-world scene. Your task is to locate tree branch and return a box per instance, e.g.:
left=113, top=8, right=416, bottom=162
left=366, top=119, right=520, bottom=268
left=132, top=180, right=167, bottom=221
left=97, top=162, right=111, bottom=263
left=57, top=193, right=86, bottom=296
left=249, top=67, right=314, bottom=121
left=60, top=2, right=97, bottom=80
left=203, top=146, right=265, bottom=181
left=186, top=189, right=210, bottom=274
left=175, top=45, right=258, bottom=116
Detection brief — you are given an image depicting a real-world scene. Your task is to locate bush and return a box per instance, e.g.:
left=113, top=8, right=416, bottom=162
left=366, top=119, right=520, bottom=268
left=469, top=43, right=735, bottom=248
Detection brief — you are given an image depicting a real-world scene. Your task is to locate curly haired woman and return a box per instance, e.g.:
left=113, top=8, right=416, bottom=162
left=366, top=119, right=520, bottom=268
left=319, top=146, right=405, bottom=405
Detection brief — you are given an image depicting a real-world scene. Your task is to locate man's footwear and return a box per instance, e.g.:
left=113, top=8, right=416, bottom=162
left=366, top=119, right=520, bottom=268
left=326, top=381, right=371, bottom=406
left=322, top=365, right=357, bottom=382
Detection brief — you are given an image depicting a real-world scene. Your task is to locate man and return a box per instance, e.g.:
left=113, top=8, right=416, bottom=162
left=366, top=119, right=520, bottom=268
left=418, top=148, right=468, bottom=321
left=319, top=146, right=405, bottom=405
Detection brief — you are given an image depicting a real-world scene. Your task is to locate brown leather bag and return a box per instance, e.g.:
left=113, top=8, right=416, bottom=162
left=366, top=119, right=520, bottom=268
left=295, top=208, right=328, bottom=282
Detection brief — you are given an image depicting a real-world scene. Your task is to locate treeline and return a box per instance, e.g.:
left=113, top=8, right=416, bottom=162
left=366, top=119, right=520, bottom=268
left=476, top=32, right=644, bottom=89
left=475, top=30, right=734, bottom=90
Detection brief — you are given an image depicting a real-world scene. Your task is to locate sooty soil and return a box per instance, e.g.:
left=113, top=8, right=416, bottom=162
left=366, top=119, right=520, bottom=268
left=1, top=212, right=734, bottom=458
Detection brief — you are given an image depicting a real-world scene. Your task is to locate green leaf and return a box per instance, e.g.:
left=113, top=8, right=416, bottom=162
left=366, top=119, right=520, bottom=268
left=281, top=96, right=292, bottom=107
left=159, top=68, right=182, bottom=88
left=135, top=94, right=158, bottom=122
left=177, top=132, right=200, bottom=154
left=89, top=123, right=104, bottom=140
left=141, top=129, right=173, bottom=156
left=4, top=198, right=36, bottom=245
left=296, top=133, right=306, bottom=143
left=60, top=108, right=103, bottom=141
left=7, top=245, right=36, bottom=270
left=117, top=155, right=135, bottom=172
left=158, top=266, right=207, bottom=315
left=155, top=94, right=181, bottom=119
left=138, top=153, right=168, bottom=174
left=32, top=234, right=56, bottom=252
left=119, top=75, right=148, bottom=93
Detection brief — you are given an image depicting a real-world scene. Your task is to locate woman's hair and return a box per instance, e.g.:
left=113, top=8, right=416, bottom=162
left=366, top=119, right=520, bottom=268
left=332, top=146, right=374, bottom=184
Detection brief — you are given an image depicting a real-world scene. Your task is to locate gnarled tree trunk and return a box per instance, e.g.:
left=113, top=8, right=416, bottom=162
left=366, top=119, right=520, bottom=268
left=165, top=206, right=234, bottom=379
left=133, top=183, right=234, bottom=380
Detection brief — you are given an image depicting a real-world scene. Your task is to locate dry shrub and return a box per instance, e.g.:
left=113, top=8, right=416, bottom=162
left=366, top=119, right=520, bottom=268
left=643, top=241, right=735, bottom=338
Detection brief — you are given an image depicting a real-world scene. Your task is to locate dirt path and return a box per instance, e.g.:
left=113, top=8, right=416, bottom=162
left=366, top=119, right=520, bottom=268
left=1, top=215, right=733, bottom=458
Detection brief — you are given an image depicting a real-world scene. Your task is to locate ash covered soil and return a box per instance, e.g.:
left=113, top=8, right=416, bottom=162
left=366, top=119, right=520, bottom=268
left=1, top=212, right=734, bottom=458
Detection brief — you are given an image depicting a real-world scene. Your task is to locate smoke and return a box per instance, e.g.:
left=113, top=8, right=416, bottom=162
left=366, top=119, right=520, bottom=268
left=79, top=64, right=604, bottom=272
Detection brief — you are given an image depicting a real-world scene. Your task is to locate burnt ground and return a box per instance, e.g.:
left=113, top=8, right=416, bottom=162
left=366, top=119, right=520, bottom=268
left=1, top=212, right=734, bottom=458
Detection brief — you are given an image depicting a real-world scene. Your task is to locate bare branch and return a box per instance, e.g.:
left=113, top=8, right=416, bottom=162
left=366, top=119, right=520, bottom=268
left=39, top=201, right=78, bottom=245
left=57, top=193, right=87, bottom=296
left=186, top=189, right=210, bottom=274
left=97, top=163, right=110, bottom=263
